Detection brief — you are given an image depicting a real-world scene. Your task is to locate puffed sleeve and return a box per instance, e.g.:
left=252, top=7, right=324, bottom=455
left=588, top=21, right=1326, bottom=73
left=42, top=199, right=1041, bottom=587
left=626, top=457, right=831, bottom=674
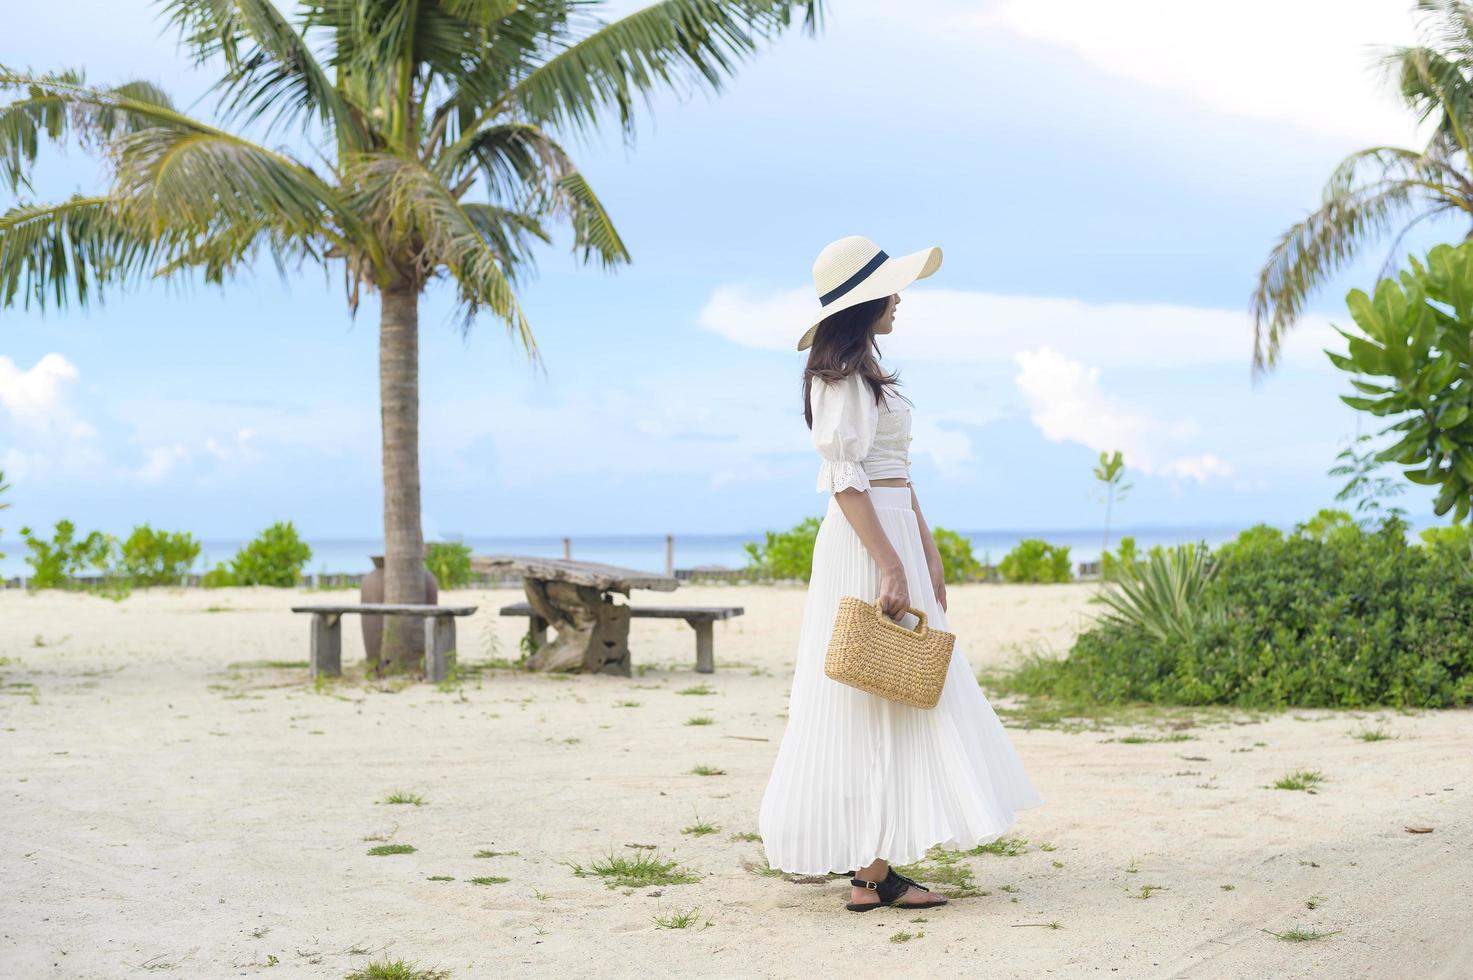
left=811, top=372, right=879, bottom=493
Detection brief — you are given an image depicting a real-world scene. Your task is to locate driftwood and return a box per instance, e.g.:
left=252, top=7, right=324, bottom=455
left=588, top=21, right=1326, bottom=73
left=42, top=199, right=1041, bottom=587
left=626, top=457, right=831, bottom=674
left=471, top=554, right=677, bottom=593
left=474, top=554, right=677, bottom=675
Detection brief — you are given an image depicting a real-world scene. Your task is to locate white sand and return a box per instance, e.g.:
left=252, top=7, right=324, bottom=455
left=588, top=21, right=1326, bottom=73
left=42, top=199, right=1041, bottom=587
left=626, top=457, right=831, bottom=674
left=1, top=583, right=1469, bottom=979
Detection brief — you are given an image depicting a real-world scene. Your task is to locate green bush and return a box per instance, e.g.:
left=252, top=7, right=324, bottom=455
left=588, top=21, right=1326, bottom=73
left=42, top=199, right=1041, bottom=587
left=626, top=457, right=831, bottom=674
left=743, top=517, right=822, bottom=582
left=931, top=527, right=982, bottom=583
left=201, top=561, right=239, bottom=588
left=998, top=538, right=1072, bottom=583
left=226, top=522, right=313, bottom=587
left=20, top=520, right=114, bottom=589
left=1100, top=535, right=1140, bottom=582
left=999, top=513, right=1473, bottom=709
left=426, top=541, right=474, bottom=588
left=118, top=525, right=201, bottom=586
left=1419, top=521, right=1473, bottom=560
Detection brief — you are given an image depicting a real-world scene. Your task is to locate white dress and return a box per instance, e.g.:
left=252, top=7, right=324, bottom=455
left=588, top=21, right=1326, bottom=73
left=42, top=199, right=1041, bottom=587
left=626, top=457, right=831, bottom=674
left=757, top=370, right=1043, bottom=874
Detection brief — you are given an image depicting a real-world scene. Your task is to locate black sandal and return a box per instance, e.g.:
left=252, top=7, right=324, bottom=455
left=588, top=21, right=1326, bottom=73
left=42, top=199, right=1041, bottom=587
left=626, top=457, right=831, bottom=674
left=845, top=868, right=949, bottom=912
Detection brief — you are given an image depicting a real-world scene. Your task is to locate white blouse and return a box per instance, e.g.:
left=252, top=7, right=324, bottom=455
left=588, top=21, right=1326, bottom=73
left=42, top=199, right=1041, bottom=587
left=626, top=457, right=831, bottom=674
left=810, top=371, right=913, bottom=493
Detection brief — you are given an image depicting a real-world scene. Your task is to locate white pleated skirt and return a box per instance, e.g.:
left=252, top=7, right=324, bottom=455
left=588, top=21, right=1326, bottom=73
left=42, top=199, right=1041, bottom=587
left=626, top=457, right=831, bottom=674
left=757, top=486, right=1043, bottom=875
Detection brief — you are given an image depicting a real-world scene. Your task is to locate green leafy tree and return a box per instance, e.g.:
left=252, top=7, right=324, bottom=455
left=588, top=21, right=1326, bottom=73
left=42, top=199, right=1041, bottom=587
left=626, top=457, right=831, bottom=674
left=1091, top=449, right=1132, bottom=560
left=1324, top=242, right=1473, bottom=524
left=930, top=527, right=981, bottom=583
left=998, top=539, right=1072, bottom=584
left=1329, top=432, right=1411, bottom=527
left=1252, top=0, right=1473, bottom=375
left=743, top=516, right=821, bottom=582
left=426, top=540, right=473, bottom=588
left=119, top=524, right=202, bottom=586
left=20, top=520, right=113, bottom=589
left=0, top=0, right=822, bottom=669
left=230, top=521, right=313, bottom=587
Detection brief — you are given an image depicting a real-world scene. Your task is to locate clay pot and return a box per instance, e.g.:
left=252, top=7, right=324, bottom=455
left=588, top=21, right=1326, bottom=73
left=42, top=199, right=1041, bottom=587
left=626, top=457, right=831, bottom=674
left=360, top=554, right=439, bottom=664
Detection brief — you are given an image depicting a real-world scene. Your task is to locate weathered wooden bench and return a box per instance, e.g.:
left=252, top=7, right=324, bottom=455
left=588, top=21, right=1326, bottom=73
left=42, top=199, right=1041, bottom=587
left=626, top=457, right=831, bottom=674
left=290, top=603, right=477, bottom=682
left=498, top=601, right=743, bottom=674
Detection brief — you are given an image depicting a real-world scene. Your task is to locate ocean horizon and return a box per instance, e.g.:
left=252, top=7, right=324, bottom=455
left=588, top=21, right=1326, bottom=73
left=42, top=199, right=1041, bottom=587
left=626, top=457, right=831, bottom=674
left=0, top=517, right=1429, bottom=579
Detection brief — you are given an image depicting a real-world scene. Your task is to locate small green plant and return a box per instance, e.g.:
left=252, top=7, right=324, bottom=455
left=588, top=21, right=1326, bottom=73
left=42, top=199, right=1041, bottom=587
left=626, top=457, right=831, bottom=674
left=681, top=812, right=719, bottom=837
left=741, top=516, right=822, bottom=582
left=614, top=699, right=641, bottom=708
left=426, top=875, right=454, bottom=881
left=969, top=836, right=1027, bottom=857
left=894, top=847, right=985, bottom=899
left=474, top=849, right=518, bottom=858
left=118, top=524, right=201, bottom=585
left=690, top=764, right=725, bottom=776
left=367, top=843, right=417, bottom=856
left=20, top=520, right=113, bottom=589
left=1350, top=724, right=1393, bottom=742
left=1272, top=769, right=1327, bottom=791
left=653, top=906, right=710, bottom=929
left=345, top=958, right=450, bottom=980
left=889, top=930, right=916, bottom=943
left=382, top=791, right=426, bottom=806
left=1264, top=928, right=1339, bottom=943
left=729, top=831, right=761, bottom=843
left=684, top=715, right=714, bottom=726
left=568, top=850, right=699, bottom=889
left=425, top=540, right=474, bottom=588
left=470, top=875, right=509, bottom=885
left=931, top=527, right=982, bottom=583
left=998, top=538, right=1072, bottom=583
left=228, top=521, right=312, bottom=587
left=1306, top=894, right=1327, bottom=909
left=1134, top=884, right=1166, bottom=899
left=678, top=684, right=715, bottom=696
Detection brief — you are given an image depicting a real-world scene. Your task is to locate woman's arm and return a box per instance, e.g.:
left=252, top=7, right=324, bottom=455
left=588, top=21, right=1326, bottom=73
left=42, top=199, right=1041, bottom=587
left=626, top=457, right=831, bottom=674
left=909, top=482, right=948, bottom=612
left=833, top=488, right=910, bottom=619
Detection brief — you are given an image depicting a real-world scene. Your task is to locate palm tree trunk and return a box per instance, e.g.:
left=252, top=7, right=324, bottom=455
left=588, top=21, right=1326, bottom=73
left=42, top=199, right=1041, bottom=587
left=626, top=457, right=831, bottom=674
left=378, top=282, right=427, bottom=672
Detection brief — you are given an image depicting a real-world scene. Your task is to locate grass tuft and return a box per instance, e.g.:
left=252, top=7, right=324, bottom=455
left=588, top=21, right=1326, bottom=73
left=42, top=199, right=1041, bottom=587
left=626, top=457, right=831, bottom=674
left=690, top=764, right=726, bottom=776
left=1272, top=769, right=1327, bottom=791
left=382, top=791, right=426, bottom=806
left=568, top=850, right=699, bottom=890
left=367, top=844, right=416, bottom=856
left=1264, top=928, right=1340, bottom=943
left=677, top=684, right=716, bottom=696
left=653, top=906, right=711, bottom=929
left=470, top=876, right=509, bottom=885
left=968, top=835, right=1028, bottom=857
left=1350, top=724, right=1393, bottom=742
left=345, top=959, right=450, bottom=980
left=684, top=716, right=714, bottom=726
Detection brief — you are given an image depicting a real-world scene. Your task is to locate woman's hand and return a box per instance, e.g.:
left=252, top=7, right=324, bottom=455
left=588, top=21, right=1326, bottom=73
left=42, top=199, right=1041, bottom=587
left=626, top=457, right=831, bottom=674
left=876, top=563, right=910, bottom=621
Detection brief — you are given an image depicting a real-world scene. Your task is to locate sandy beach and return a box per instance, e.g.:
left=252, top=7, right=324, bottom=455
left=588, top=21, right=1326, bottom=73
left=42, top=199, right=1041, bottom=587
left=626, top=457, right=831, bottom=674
left=2, top=582, right=1470, bottom=979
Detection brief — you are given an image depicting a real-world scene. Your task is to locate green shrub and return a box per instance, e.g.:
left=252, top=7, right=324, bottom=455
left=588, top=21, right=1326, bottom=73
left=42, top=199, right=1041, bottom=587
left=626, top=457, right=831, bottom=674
left=742, top=517, right=822, bottom=582
left=998, top=513, right=1473, bottom=709
left=201, top=561, right=239, bottom=588
left=998, top=538, right=1072, bottom=583
left=1100, top=535, right=1140, bottom=582
left=1419, top=521, right=1473, bottom=560
left=931, top=527, right=982, bottom=583
left=20, top=520, right=113, bottom=589
left=228, top=522, right=312, bottom=587
left=426, top=540, right=473, bottom=588
left=118, top=525, right=201, bottom=586
left=1092, top=541, right=1223, bottom=645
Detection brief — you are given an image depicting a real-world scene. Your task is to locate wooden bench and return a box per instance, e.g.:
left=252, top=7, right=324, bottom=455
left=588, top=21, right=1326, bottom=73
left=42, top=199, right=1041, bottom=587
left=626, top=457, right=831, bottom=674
left=498, top=601, right=743, bottom=673
left=290, top=603, right=478, bottom=682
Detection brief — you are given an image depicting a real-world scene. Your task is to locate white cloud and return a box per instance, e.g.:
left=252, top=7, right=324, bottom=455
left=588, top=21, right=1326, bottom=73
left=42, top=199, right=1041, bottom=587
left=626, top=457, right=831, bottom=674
left=0, top=353, right=83, bottom=431
left=137, top=444, right=190, bottom=484
left=697, top=284, right=1343, bottom=372
left=968, top=0, right=1421, bottom=145
left=1013, top=346, right=1232, bottom=482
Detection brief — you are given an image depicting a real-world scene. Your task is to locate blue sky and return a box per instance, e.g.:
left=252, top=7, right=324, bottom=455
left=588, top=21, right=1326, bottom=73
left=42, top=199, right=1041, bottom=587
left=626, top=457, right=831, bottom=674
left=0, top=0, right=1462, bottom=543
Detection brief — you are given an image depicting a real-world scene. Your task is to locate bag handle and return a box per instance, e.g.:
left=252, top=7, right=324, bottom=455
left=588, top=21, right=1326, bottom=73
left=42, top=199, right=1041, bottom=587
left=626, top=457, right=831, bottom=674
left=874, top=602, right=928, bottom=637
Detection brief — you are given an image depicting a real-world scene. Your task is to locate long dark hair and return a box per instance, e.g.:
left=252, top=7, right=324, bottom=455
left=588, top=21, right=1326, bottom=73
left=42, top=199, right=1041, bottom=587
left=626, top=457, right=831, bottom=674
left=802, top=295, right=910, bottom=428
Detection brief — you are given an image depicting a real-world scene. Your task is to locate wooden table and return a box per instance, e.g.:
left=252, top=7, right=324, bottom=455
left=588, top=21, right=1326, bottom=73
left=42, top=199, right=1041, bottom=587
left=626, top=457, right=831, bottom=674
left=473, top=554, right=678, bottom=675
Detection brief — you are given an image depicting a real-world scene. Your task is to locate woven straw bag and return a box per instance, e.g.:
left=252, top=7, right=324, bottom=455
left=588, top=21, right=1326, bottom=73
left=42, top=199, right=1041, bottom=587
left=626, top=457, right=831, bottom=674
left=823, top=596, right=955, bottom=709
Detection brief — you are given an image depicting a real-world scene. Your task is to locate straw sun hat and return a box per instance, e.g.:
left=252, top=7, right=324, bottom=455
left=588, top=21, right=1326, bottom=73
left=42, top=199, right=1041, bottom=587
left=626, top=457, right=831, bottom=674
left=796, top=235, right=943, bottom=351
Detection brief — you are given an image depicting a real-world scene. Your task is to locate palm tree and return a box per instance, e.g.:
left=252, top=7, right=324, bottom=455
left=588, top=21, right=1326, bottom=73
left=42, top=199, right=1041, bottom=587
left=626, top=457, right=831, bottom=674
left=0, top=0, right=822, bottom=671
left=1251, top=0, right=1473, bottom=376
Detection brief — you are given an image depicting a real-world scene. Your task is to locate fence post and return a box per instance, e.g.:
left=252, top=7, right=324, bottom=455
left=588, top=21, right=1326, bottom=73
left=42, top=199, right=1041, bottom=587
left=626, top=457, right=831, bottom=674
left=563, top=536, right=571, bottom=560
left=665, top=534, right=673, bottom=577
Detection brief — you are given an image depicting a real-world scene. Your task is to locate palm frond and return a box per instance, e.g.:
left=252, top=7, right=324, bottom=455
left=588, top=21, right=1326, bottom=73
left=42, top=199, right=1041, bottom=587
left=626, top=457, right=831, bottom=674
left=353, top=154, right=542, bottom=365
left=0, top=195, right=165, bottom=309
left=506, top=0, right=822, bottom=138
left=1095, top=542, right=1224, bottom=646
left=160, top=0, right=370, bottom=147
left=1250, top=159, right=1464, bottom=374
left=554, top=170, right=629, bottom=269
left=0, top=69, right=194, bottom=191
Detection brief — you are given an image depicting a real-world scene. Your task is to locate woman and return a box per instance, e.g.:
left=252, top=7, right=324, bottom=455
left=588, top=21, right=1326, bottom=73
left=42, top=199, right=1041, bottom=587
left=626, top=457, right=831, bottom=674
left=757, top=236, right=1043, bottom=913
